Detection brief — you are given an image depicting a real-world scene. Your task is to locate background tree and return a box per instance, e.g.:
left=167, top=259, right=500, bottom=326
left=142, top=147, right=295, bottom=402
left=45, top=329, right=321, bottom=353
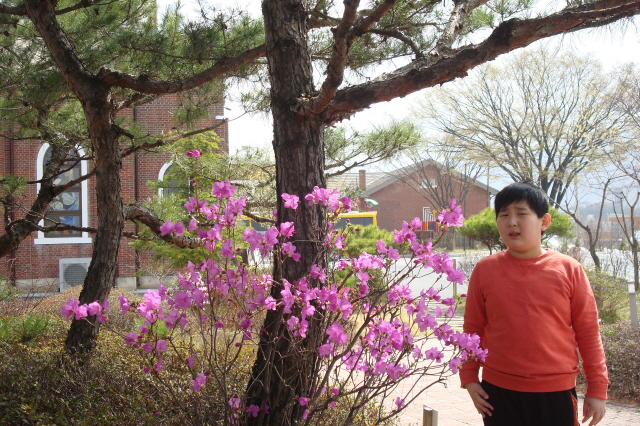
left=460, top=207, right=573, bottom=252
left=1, top=1, right=639, bottom=425
left=385, top=138, right=486, bottom=213
left=418, top=46, right=624, bottom=207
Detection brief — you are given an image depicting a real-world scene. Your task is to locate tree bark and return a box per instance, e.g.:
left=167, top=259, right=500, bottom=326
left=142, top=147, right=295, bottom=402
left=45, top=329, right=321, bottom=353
left=25, top=0, right=124, bottom=353
left=246, top=1, right=327, bottom=424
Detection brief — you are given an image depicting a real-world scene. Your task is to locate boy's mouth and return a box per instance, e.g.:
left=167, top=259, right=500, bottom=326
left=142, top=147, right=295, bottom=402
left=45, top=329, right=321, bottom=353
left=509, top=232, right=520, bottom=237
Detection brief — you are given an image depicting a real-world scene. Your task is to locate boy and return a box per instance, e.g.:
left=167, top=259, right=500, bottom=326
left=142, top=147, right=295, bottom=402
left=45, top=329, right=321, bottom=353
left=460, top=182, right=608, bottom=426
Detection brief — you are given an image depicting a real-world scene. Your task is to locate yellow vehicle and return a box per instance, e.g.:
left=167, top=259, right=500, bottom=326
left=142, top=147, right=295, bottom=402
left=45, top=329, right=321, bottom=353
left=335, top=211, right=377, bottom=229
left=241, top=211, right=377, bottom=232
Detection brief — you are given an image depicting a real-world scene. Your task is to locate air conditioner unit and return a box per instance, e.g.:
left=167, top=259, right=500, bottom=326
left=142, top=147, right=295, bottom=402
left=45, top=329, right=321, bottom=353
left=59, top=258, right=91, bottom=292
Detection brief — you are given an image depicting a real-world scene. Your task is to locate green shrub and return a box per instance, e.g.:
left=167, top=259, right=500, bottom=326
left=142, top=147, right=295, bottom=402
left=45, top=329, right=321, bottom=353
left=578, top=322, right=640, bottom=404
left=0, top=313, right=56, bottom=343
left=586, top=269, right=628, bottom=324
left=342, top=224, right=396, bottom=258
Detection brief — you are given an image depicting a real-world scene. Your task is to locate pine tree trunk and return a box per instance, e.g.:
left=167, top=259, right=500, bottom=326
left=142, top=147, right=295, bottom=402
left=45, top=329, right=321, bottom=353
left=246, top=1, right=327, bottom=424
left=65, top=87, right=124, bottom=354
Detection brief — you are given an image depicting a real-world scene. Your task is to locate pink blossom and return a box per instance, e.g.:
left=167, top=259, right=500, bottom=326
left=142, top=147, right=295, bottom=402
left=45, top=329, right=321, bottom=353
left=154, top=358, right=163, bottom=373
left=246, top=405, right=260, bottom=418
left=425, top=347, right=443, bottom=362
left=124, top=332, right=138, bottom=346
left=75, top=305, right=88, bottom=320
left=156, top=340, right=168, bottom=353
left=186, top=150, right=201, bottom=158
left=318, top=343, right=334, bottom=357
left=61, top=298, right=79, bottom=321
left=395, top=397, right=405, bottom=409
left=242, top=228, right=263, bottom=251
left=326, top=322, right=348, bottom=345
left=188, top=218, right=199, bottom=232
left=281, top=242, right=301, bottom=262
left=159, top=220, right=184, bottom=236
left=279, top=222, right=295, bottom=238
left=302, top=410, right=309, bottom=420
left=449, top=357, right=462, bottom=374
left=192, top=373, right=206, bottom=391
left=437, top=199, right=464, bottom=227
left=186, top=354, right=196, bottom=368
left=282, top=193, right=299, bottom=209
left=299, top=397, right=309, bottom=406
left=264, top=227, right=279, bottom=245
left=221, top=239, right=235, bottom=258
left=212, top=180, right=236, bottom=199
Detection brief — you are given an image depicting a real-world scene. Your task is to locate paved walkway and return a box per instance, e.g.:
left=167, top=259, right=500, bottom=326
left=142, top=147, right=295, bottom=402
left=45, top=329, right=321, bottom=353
left=392, top=375, right=640, bottom=426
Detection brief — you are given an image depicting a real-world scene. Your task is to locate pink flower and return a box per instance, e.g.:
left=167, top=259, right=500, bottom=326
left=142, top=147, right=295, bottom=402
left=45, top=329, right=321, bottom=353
left=246, top=405, right=260, bottom=418
left=449, top=357, right=462, bottom=374
left=299, top=397, right=309, bottom=406
left=75, top=304, right=88, bottom=320
left=437, top=199, right=464, bottom=227
left=282, top=242, right=301, bottom=262
left=212, top=180, right=236, bottom=199
left=186, top=354, right=196, bottom=368
left=326, top=321, right=348, bottom=345
left=159, top=220, right=184, bottom=236
left=124, top=332, right=138, bottom=346
left=279, top=222, right=295, bottom=238
left=61, top=298, right=79, bottom=320
left=309, top=264, right=326, bottom=283
left=154, top=358, right=163, bottom=373
left=318, top=343, right=334, bottom=357
left=156, top=340, right=168, bottom=353
left=192, top=373, right=206, bottom=391
left=282, top=193, right=299, bottom=209
left=242, top=228, right=263, bottom=251
left=187, top=150, right=201, bottom=158
left=221, top=239, right=235, bottom=258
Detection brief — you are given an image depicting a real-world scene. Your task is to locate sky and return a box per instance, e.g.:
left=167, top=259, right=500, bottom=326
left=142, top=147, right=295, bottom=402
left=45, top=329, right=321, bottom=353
left=157, top=1, right=640, bottom=158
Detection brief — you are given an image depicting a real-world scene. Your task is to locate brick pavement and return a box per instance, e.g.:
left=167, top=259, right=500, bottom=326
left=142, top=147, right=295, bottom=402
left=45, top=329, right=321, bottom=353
left=391, top=375, right=640, bottom=426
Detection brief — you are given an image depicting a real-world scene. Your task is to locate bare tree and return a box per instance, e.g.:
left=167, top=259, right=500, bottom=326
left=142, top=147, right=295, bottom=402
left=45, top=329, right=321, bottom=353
left=418, top=46, right=625, bottom=207
left=385, top=140, right=486, bottom=212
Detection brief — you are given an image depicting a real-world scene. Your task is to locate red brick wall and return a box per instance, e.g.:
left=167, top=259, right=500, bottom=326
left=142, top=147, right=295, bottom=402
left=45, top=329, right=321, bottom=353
left=370, top=167, right=491, bottom=232
left=1, top=94, right=228, bottom=286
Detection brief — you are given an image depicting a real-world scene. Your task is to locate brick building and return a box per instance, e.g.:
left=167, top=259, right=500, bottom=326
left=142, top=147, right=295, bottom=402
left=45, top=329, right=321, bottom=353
left=330, top=161, right=497, bottom=233
left=1, top=94, right=228, bottom=292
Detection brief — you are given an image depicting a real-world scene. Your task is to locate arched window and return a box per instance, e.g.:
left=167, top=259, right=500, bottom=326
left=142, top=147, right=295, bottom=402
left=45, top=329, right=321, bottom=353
left=34, top=144, right=91, bottom=244
left=158, top=161, right=182, bottom=197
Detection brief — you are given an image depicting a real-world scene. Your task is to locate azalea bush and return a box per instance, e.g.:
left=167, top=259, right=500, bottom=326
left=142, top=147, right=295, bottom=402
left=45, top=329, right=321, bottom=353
left=61, top=165, right=485, bottom=425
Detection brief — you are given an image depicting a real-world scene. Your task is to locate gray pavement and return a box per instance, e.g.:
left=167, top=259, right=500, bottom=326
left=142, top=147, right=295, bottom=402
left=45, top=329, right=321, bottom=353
left=391, top=375, right=640, bottom=426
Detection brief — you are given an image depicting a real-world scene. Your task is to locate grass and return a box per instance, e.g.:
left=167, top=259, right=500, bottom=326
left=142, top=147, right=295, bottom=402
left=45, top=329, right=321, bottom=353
left=0, top=287, right=398, bottom=426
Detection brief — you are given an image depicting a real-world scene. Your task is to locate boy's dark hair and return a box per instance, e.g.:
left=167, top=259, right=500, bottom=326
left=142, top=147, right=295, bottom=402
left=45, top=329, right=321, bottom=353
left=494, top=182, right=549, bottom=219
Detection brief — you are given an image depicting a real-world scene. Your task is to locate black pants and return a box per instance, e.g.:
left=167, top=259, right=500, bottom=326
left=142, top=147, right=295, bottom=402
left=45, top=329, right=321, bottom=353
left=482, top=381, right=578, bottom=426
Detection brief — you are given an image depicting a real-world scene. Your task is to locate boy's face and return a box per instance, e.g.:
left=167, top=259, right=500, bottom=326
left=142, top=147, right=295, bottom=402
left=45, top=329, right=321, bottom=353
left=496, top=200, right=552, bottom=259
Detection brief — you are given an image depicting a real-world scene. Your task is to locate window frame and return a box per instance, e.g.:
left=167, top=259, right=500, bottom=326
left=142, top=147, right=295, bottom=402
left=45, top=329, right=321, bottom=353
left=34, top=143, right=92, bottom=245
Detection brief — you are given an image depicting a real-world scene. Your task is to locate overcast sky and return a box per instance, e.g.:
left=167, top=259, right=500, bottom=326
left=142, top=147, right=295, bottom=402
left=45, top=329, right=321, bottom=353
left=156, top=1, right=640, bottom=156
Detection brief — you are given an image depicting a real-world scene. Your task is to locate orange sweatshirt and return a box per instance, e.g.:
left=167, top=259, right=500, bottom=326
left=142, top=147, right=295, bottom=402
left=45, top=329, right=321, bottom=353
left=460, top=249, right=608, bottom=399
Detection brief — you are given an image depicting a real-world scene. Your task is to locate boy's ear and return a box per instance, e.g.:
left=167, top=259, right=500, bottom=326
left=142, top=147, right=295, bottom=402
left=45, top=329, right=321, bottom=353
left=541, top=213, right=552, bottom=231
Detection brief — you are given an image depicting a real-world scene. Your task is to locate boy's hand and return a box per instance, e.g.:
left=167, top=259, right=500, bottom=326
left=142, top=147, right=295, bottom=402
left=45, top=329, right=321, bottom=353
left=582, top=396, right=606, bottom=426
left=464, top=382, right=493, bottom=418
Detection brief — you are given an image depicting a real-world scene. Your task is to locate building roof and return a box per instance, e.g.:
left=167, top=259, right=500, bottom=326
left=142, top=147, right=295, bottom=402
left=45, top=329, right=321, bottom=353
left=327, top=171, right=387, bottom=193
left=365, top=159, right=499, bottom=196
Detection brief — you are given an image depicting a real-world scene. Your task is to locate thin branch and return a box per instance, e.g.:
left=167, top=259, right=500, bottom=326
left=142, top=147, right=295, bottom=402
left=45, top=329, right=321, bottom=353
left=325, top=0, right=640, bottom=122
left=368, top=28, right=423, bottom=58
left=432, top=0, right=489, bottom=56
left=97, top=44, right=266, bottom=94
left=119, top=120, right=228, bottom=158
